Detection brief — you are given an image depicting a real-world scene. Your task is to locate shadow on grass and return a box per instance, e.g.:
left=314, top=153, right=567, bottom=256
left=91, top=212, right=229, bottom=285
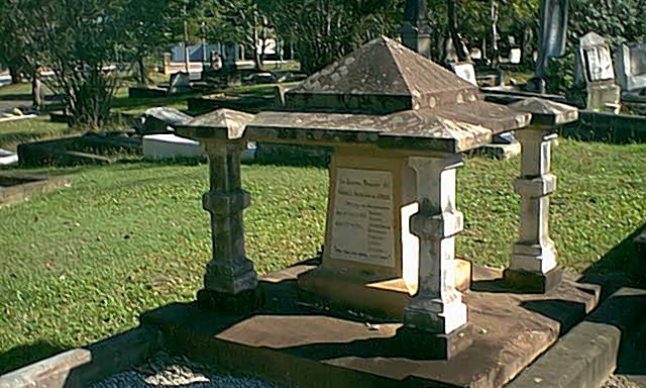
left=0, top=93, right=64, bottom=103
left=0, top=339, right=67, bottom=375
left=0, top=128, right=78, bottom=148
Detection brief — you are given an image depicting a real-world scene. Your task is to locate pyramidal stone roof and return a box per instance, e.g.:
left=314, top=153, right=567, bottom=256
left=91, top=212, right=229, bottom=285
left=286, top=36, right=480, bottom=114
left=177, top=109, right=254, bottom=140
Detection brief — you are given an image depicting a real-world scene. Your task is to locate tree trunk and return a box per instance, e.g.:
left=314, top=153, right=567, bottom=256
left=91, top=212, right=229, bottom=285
left=253, top=14, right=262, bottom=71
left=490, top=0, right=500, bottom=66
left=446, top=0, right=469, bottom=62
left=9, top=66, right=22, bottom=84
left=137, top=56, right=147, bottom=86
left=31, top=69, right=44, bottom=110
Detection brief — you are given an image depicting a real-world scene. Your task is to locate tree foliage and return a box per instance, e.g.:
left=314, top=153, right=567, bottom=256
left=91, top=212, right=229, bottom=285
left=120, top=0, right=175, bottom=85
left=261, top=0, right=405, bottom=74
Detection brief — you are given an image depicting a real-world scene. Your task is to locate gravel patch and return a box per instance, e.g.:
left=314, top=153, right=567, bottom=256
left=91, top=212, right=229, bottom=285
left=90, top=353, right=280, bottom=388
left=603, top=375, right=645, bottom=388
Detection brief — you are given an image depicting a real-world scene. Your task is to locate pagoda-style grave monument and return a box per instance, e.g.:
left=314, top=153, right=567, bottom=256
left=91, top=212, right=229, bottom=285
left=144, top=37, right=599, bottom=387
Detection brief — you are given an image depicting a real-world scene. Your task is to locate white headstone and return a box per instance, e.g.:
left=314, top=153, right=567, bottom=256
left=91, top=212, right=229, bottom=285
left=615, top=43, right=646, bottom=91
left=451, top=63, right=477, bottom=86
left=0, top=148, right=18, bottom=165
left=576, top=32, right=621, bottom=113
left=577, top=32, right=616, bottom=84
left=510, top=48, right=522, bottom=64
left=143, top=134, right=204, bottom=160
left=168, top=72, right=192, bottom=95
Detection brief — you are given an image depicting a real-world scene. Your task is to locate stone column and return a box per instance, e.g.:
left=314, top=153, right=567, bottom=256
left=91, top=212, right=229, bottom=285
left=504, top=128, right=562, bottom=293
left=197, top=139, right=261, bottom=312
left=403, top=155, right=467, bottom=335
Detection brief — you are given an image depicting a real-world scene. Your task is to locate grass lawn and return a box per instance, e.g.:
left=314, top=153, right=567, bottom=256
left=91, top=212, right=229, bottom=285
left=0, top=138, right=644, bottom=373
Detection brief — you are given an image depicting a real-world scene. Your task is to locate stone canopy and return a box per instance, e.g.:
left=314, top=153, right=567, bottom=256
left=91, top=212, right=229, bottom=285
left=178, top=36, right=531, bottom=154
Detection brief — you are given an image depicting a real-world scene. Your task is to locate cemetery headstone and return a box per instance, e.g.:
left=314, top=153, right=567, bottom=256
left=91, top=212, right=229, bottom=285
left=510, top=48, right=522, bottom=64
left=615, top=43, right=646, bottom=93
left=401, top=0, right=431, bottom=58
left=181, top=37, right=537, bottom=346
left=451, top=62, right=477, bottom=86
left=0, top=148, right=18, bottom=165
left=168, top=72, right=192, bottom=95
left=576, top=32, right=621, bottom=113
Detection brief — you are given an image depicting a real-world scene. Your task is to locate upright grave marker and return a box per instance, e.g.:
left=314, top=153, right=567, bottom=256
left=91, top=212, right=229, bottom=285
left=615, top=43, right=646, bottom=93
left=576, top=32, right=621, bottom=113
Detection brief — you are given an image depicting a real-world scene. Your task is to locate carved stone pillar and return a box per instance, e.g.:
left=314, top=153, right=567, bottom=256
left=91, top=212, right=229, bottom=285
left=177, top=108, right=260, bottom=313
left=505, top=98, right=579, bottom=293
left=504, top=128, right=562, bottom=292
left=197, top=139, right=261, bottom=312
left=403, top=155, right=467, bottom=335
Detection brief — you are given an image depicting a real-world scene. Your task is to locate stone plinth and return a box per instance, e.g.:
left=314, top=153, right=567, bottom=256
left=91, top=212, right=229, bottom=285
left=142, top=263, right=600, bottom=388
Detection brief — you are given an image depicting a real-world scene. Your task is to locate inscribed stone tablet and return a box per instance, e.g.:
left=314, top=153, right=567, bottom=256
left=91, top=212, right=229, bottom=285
left=630, top=45, right=646, bottom=76
left=330, top=168, right=395, bottom=267
left=585, top=47, right=614, bottom=82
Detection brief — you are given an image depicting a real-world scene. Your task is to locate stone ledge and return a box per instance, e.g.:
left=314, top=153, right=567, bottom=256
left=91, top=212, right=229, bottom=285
left=507, top=287, right=646, bottom=388
left=0, top=327, right=162, bottom=388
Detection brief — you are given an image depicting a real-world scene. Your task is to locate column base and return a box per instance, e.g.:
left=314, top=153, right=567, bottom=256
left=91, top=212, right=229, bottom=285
left=503, top=266, right=563, bottom=294
left=395, top=324, right=474, bottom=360
left=403, top=297, right=467, bottom=335
left=197, top=288, right=264, bottom=314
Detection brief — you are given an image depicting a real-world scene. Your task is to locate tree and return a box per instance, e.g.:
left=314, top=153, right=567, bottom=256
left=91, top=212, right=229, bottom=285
left=262, top=0, right=404, bottom=74
left=31, top=0, right=129, bottom=129
left=202, top=0, right=272, bottom=71
left=0, top=0, right=48, bottom=109
left=121, top=0, right=174, bottom=85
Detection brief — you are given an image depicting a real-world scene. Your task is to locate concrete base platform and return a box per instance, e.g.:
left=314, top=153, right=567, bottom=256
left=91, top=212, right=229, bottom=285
left=141, top=263, right=600, bottom=388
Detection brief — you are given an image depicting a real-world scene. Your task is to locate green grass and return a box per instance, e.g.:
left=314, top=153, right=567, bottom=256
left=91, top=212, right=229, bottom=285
left=0, top=139, right=644, bottom=373
left=0, top=82, right=37, bottom=97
